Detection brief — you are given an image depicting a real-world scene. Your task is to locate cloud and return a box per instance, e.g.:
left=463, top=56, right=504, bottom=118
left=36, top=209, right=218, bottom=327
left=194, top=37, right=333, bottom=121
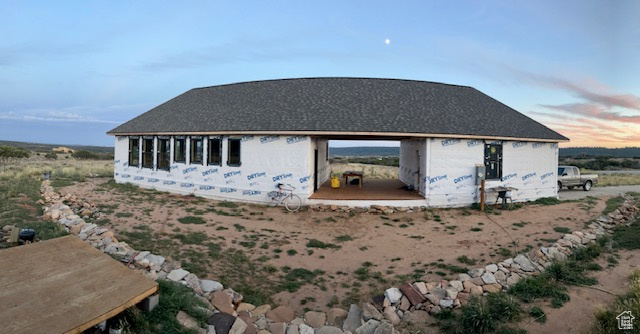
left=506, top=68, right=640, bottom=111
left=539, top=102, right=640, bottom=124
left=0, top=110, right=120, bottom=124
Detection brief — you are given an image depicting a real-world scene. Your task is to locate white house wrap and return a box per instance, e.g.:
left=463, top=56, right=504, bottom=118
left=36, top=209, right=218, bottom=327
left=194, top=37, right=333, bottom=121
left=108, top=78, right=568, bottom=208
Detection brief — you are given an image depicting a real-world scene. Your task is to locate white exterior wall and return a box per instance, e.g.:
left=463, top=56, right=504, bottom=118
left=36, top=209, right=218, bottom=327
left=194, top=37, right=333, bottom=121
left=313, top=138, right=331, bottom=187
left=424, top=138, right=558, bottom=207
left=114, top=135, right=313, bottom=204
left=399, top=139, right=427, bottom=192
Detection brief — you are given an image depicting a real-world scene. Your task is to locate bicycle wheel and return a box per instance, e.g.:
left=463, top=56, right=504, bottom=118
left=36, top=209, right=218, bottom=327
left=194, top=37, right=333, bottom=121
left=284, top=194, right=302, bottom=212
left=266, top=191, right=280, bottom=207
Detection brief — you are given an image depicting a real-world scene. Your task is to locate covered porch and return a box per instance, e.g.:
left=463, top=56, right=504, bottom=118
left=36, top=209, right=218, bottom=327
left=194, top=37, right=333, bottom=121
left=309, top=179, right=423, bottom=200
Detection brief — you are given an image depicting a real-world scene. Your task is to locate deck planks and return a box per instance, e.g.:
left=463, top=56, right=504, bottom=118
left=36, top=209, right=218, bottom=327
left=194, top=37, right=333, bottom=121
left=0, top=235, right=158, bottom=334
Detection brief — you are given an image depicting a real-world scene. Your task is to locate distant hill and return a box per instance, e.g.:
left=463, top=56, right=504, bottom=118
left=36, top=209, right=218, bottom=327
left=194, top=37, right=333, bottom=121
left=0, top=140, right=113, bottom=153
left=331, top=146, right=640, bottom=158
left=559, top=147, right=640, bottom=158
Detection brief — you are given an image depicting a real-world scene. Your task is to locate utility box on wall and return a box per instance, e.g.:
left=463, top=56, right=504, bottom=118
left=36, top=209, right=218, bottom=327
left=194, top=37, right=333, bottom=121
left=475, top=164, right=486, bottom=185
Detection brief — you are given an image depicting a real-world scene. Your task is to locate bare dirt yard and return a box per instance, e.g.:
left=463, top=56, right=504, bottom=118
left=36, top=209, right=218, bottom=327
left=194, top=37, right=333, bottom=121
left=58, top=178, right=611, bottom=315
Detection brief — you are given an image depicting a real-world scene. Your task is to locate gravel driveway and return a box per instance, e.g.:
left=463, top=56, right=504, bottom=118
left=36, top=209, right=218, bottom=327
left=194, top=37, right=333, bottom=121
left=558, top=185, right=640, bottom=201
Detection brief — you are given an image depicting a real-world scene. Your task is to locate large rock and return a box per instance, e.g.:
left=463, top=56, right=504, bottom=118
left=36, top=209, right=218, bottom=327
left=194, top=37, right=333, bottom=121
left=469, top=286, right=484, bottom=295
left=208, top=312, right=237, bottom=334
left=382, top=306, right=400, bottom=325
left=445, top=288, right=458, bottom=300
left=305, top=311, right=327, bottom=328
left=287, top=324, right=299, bottom=334
left=362, top=303, right=383, bottom=321
left=485, top=264, right=498, bottom=273
left=177, top=311, right=201, bottom=332
left=299, top=324, right=314, bottom=334
left=481, top=272, right=497, bottom=284
left=201, top=280, right=224, bottom=294
left=230, top=317, right=248, bottom=334
left=482, top=283, right=502, bottom=293
left=414, top=282, right=428, bottom=295
left=468, top=268, right=484, bottom=278
left=384, top=288, right=402, bottom=304
left=167, top=268, right=190, bottom=282
left=212, top=290, right=235, bottom=315
left=463, top=280, right=477, bottom=292
left=440, top=299, right=454, bottom=308
left=494, top=271, right=507, bottom=282
left=513, top=254, right=536, bottom=272
left=269, top=322, right=287, bottom=334
left=317, top=326, right=344, bottom=334
left=237, top=303, right=256, bottom=313
left=399, top=283, right=425, bottom=305
left=355, top=319, right=380, bottom=334
left=327, top=308, right=349, bottom=327
left=449, top=280, right=464, bottom=292
left=266, top=306, right=295, bottom=323
left=506, top=273, right=521, bottom=286
left=343, top=304, right=363, bottom=332
left=185, top=274, right=204, bottom=295
left=458, top=273, right=471, bottom=282
left=253, top=304, right=272, bottom=317
left=401, top=310, right=430, bottom=325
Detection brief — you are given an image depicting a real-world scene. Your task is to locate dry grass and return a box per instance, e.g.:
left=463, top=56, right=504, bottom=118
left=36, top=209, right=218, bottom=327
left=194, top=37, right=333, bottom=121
left=0, top=154, right=112, bottom=181
left=594, top=173, right=640, bottom=187
left=328, top=162, right=398, bottom=180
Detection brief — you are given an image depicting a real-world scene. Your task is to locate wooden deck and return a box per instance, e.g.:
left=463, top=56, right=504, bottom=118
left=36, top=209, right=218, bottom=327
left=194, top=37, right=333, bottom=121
left=0, top=236, right=158, bottom=334
left=310, top=179, right=423, bottom=200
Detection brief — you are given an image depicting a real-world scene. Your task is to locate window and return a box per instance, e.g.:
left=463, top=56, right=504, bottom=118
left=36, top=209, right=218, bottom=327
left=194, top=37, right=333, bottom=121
left=174, top=137, right=186, bottom=163
left=142, top=137, right=154, bottom=169
left=157, top=137, right=170, bottom=171
left=190, top=137, right=203, bottom=164
left=207, top=137, right=221, bottom=166
left=128, top=137, right=139, bottom=167
left=484, top=144, right=502, bottom=180
left=228, top=138, right=241, bottom=166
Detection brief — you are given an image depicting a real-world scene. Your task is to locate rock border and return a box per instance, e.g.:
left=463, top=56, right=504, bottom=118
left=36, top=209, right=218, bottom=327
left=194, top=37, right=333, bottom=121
left=32, top=180, right=639, bottom=334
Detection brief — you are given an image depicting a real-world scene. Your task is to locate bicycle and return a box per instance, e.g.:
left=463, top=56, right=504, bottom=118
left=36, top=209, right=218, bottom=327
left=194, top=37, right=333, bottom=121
left=267, top=183, right=302, bottom=212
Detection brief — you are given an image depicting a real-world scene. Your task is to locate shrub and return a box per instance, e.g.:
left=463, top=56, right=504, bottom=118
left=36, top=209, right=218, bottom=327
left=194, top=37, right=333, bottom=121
left=306, top=239, right=340, bottom=249
left=553, top=226, right=571, bottom=233
left=177, top=216, right=207, bottom=225
left=528, top=306, right=546, bottom=323
left=72, top=150, right=100, bottom=160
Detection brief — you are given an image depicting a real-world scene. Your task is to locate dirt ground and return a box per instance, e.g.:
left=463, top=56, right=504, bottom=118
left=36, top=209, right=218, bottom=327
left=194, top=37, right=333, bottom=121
left=519, top=250, right=640, bottom=334
left=58, top=178, right=615, bottom=314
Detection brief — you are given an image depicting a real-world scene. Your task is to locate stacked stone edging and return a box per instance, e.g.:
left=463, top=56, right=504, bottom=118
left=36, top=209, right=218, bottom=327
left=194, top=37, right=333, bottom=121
left=33, top=180, right=639, bottom=334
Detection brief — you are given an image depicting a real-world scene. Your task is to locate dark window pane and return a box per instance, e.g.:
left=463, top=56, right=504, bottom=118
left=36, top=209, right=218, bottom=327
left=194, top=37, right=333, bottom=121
left=157, top=138, right=170, bottom=171
left=228, top=139, right=241, bottom=166
left=190, top=137, right=203, bottom=164
left=128, top=138, right=139, bottom=167
left=174, top=138, right=186, bottom=163
left=142, top=138, right=154, bottom=168
left=208, top=138, right=221, bottom=165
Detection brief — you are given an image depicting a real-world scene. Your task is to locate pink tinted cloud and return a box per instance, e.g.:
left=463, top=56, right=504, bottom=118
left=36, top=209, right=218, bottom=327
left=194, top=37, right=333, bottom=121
left=509, top=68, right=640, bottom=111
left=540, top=103, right=640, bottom=124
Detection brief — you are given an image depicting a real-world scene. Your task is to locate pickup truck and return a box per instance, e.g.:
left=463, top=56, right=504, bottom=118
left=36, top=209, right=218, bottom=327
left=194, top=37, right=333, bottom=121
left=557, top=165, right=598, bottom=191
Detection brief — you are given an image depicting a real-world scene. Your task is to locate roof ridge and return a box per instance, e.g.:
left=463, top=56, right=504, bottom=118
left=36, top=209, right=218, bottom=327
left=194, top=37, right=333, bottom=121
left=190, top=77, right=474, bottom=91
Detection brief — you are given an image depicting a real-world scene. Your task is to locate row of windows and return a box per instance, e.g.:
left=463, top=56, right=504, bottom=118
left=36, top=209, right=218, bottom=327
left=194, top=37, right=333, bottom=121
left=128, top=136, right=241, bottom=170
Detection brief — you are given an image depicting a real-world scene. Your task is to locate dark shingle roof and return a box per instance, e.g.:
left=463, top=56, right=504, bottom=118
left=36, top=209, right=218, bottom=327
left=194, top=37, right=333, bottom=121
left=107, top=77, right=568, bottom=141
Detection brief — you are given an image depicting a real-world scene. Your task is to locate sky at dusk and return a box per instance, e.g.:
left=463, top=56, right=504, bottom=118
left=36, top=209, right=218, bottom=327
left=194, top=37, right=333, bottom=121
left=0, top=1, right=638, bottom=148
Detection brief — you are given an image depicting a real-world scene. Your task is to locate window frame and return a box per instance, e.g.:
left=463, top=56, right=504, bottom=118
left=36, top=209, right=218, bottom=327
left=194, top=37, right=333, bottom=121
left=156, top=136, right=170, bottom=171
left=227, top=138, right=241, bottom=167
left=484, top=143, right=503, bottom=180
left=141, top=136, right=154, bottom=169
left=190, top=136, right=204, bottom=165
left=128, top=137, right=140, bottom=167
left=173, top=136, right=186, bottom=163
left=207, top=137, right=222, bottom=166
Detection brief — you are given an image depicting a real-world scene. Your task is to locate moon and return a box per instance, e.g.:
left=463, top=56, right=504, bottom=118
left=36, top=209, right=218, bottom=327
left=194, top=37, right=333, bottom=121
left=385, top=38, right=391, bottom=45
